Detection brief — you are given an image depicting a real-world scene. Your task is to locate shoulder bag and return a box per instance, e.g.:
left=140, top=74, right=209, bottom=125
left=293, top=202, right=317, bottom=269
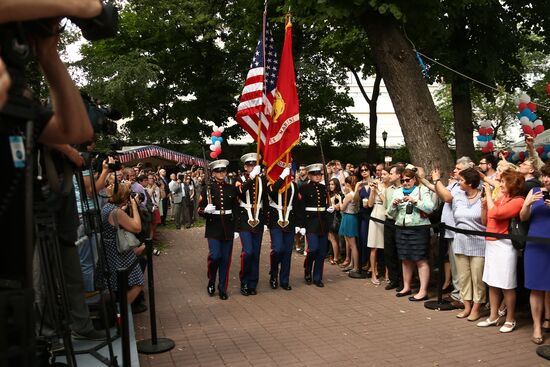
left=112, top=208, right=141, bottom=253
left=508, top=216, right=526, bottom=251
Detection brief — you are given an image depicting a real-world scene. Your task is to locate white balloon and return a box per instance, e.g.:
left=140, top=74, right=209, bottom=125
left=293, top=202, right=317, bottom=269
left=478, top=141, right=488, bottom=148
left=214, top=140, right=221, bottom=148
left=528, top=121, right=535, bottom=128
left=514, top=97, right=520, bottom=105
left=534, top=119, right=543, bottom=127
left=480, top=120, right=492, bottom=128
left=218, top=127, right=225, bottom=133
left=212, top=125, right=218, bottom=132
left=519, top=93, right=531, bottom=104
left=209, top=144, right=216, bottom=151
left=520, top=116, right=530, bottom=126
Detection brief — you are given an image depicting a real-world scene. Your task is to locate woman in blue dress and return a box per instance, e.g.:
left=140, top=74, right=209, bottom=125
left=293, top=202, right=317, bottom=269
left=520, top=163, right=550, bottom=345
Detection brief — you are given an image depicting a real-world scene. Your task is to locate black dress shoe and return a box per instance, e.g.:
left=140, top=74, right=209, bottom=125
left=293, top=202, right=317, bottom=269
left=269, top=277, right=278, bottom=289
left=131, top=302, right=148, bottom=314
left=240, top=284, right=250, bottom=296
left=408, top=295, right=429, bottom=302
left=219, top=292, right=228, bottom=300
left=207, top=282, right=215, bottom=296
left=304, top=271, right=312, bottom=284
left=281, top=284, right=292, bottom=290
left=248, top=288, right=257, bottom=295
left=395, top=286, right=404, bottom=293
left=396, top=290, right=412, bottom=297
left=313, top=281, right=324, bottom=288
left=385, top=282, right=398, bottom=291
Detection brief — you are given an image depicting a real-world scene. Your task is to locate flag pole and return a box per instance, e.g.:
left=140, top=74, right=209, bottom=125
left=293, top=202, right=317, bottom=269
left=251, top=0, right=269, bottom=227
left=281, top=12, right=292, bottom=216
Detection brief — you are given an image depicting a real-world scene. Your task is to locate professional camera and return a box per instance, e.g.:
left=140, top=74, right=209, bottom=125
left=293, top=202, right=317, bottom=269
left=81, top=93, right=121, bottom=136
left=130, top=191, right=145, bottom=202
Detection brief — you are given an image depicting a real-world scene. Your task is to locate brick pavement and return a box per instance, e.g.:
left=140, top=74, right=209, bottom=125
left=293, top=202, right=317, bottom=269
left=134, top=227, right=547, bottom=367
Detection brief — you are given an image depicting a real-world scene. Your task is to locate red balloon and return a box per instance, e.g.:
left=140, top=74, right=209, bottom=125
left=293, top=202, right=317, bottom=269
left=481, top=146, right=489, bottom=154
left=486, top=128, right=494, bottom=136
left=215, top=147, right=222, bottom=154
left=518, top=151, right=525, bottom=161
left=518, top=102, right=528, bottom=111
left=534, top=125, right=545, bottom=135
left=527, top=102, right=537, bottom=112
left=522, top=125, right=534, bottom=136
left=211, top=131, right=222, bottom=137
left=479, top=127, right=487, bottom=135
left=547, top=83, right=550, bottom=97
left=210, top=151, right=218, bottom=159
left=486, top=141, right=494, bottom=151
left=536, top=146, right=544, bottom=156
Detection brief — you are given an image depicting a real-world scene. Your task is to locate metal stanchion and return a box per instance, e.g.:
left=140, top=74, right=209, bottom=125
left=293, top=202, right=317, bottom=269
left=424, top=224, right=455, bottom=311
left=137, top=239, right=175, bottom=354
left=117, top=268, right=131, bottom=366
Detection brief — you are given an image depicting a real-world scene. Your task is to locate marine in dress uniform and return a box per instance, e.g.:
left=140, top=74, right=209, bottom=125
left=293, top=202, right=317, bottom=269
left=266, top=166, right=299, bottom=290
left=198, top=159, right=239, bottom=300
left=296, top=163, right=334, bottom=287
left=235, top=153, right=267, bottom=296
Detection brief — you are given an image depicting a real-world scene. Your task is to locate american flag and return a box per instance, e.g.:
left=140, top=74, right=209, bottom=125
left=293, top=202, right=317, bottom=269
left=235, top=26, right=279, bottom=152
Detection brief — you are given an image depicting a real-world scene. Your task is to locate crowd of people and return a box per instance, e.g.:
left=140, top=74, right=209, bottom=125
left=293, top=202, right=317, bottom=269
left=194, top=143, right=550, bottom=348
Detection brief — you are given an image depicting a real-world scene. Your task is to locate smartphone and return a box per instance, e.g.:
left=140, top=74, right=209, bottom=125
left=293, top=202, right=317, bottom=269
left=543, top=191, right=550, bottom=201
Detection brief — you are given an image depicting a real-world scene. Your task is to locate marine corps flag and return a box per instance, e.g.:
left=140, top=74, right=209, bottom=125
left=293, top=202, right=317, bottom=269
left=264, top=19, right=300, bottom=189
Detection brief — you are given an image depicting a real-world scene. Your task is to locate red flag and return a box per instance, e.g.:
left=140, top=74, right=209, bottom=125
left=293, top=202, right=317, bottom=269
left=264, top=20, right=300, bottom=189
left=235, top=25, right=279, bottom=152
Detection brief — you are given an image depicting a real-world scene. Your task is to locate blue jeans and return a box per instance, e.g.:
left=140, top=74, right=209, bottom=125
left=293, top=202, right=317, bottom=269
left=76, top=223, right=98, bottom=292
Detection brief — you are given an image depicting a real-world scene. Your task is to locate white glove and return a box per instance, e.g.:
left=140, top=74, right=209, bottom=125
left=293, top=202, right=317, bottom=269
left=327, top=206, right=335, bottom=213
left=250, top=165, right=261, bottom=179
left=234, top=232, right=240, bottom=239
left=299, top=228, right=306, bottom=236
left=204, top=204, right=216, bottom=214
left=294, top=226, right=300, bottom=234
left=280, top=167, right=290, bottom=180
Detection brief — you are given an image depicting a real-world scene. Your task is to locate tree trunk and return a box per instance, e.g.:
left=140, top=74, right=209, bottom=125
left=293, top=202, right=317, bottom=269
left=362, top=11, right=453, bottom=173
left=451, top=79, right=475, bottom=159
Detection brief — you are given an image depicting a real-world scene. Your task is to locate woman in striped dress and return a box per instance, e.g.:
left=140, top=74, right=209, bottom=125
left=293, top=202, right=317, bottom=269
left=451, top=168, right=486, bottom=321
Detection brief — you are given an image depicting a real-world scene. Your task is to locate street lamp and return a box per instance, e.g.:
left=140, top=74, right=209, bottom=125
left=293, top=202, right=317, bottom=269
left=382, top=130, right=388, bottom=157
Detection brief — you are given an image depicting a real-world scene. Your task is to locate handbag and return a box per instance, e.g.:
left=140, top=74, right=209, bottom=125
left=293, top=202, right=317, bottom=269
left=508, top=217, right=526, bottom=251
left=112, top=208, right=141, bottom=253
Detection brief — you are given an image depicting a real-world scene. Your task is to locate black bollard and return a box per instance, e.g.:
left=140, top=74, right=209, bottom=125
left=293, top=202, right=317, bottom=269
left=117, top=267, right=132, bottom=366
left=137, top=239, right=175, bottom=354
left=424, top=224, right=455, bottom=310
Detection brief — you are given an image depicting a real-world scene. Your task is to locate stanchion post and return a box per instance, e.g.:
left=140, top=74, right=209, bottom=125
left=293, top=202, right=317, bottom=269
left=424, top=224, right=455, bottom=311
left=137, top=239, right=175, bottom=354
left=117, top=268, right=131, bottom=366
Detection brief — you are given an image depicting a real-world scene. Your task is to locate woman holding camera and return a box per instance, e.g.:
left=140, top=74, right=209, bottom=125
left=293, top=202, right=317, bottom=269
left=339, top=175, right=362, bottom=278
left=387, top=168, right=434, bottom=301
left=367, top=169, right=390, bottom=285
left=520, top=162, right=550, bottom=344
left=101, top=182, right=145, bottom=303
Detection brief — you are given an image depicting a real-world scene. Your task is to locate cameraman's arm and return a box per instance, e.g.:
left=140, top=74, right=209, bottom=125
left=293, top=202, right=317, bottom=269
left=46, top=143, right=84, bottom=167
left=0, top=0, right=101, bottom=23
left=0, top=58, right=11, bottom=108
left=36, top=28, right=93, bottom=144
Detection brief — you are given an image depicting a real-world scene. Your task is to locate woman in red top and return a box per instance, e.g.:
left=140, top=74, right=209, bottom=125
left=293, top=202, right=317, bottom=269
left=477, top=171, right=525, bottom=333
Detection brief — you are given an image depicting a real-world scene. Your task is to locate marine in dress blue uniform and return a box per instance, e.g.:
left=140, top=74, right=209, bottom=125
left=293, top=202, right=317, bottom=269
left=266, top=166, right=298, bottom=290
left=235, top=153, right=266, bottom=296
left=296, top=164, right=334, bottom=287
left=198, top=159, right=239, bottom=300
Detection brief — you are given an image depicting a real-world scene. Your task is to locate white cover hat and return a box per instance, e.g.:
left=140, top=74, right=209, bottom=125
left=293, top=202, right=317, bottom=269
left=209, top=159, right=229, bottom=171
left=240, top=152, right=260, bottom=164
left=306, top=163, right=324, bottom=173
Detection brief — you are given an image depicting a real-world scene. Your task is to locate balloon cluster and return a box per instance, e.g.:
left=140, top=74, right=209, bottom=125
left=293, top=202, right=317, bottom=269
left=477, top=120, right=495, bottom=153
left=209, top=125, right=224, bottom=159
left=506, top=145, right=550, bottom=162
left=516, top=93, right=544, bottom=137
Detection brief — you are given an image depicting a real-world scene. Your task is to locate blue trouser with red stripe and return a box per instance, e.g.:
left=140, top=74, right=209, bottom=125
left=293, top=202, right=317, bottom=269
left=304, top=233, right=328, bottom=283
left=239, top=231, right=263, bottom=289
left=207, top=239, right=233, bottom=293
left=269, top=228, right=294, bottom=286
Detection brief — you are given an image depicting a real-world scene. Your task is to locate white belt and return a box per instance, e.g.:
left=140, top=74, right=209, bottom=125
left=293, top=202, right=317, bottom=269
left=305, top=207, right=325, bottom=212
left=212, top=210, right=232, bottom=215
left=239, top=203, right=253, bottom=209
left=270, top=202, right=293, bottom=211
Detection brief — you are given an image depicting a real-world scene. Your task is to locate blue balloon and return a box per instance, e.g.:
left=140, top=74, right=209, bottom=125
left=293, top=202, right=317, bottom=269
left=477, top=135, right=488, bottom=142
left=211, top=136, right=220, bottom=144
left=218, top=136, right=223, bottom=143
left=528, top=111, right=538, bottom=122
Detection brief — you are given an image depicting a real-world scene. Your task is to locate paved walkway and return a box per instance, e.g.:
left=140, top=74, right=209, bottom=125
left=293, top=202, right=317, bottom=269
left=135, top=227, right=546, bottom=367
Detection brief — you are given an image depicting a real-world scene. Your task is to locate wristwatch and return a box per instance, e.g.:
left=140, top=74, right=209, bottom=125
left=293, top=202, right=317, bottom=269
left=433, top=178, right=440, bottom=184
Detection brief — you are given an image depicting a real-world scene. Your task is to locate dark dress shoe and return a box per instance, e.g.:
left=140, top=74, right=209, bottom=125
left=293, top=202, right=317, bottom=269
left=304, top=272, right=312, bottom=284
left=408, top=295, right=429, bottom=302
left=396, top=290, right=412, bottom=297
left=385, top=282, right=398, bottom=291
left=207, top=282, right=215, bottom=296
left=248, top=288, right=257, bottom=295
left=313, top=281, right=324, bottom=288
left=281, top=284, right=292, bottom=290
left=131, top=303, right=147, bottom=314
left=269, top=277, right=278, bottom=289
left=240, top=284, right=250, bottom=296
left=348, top=270, right=366, bottom=279
left=395, top=286, right=404, bottom=293
left=219, top=292, right=228, bottom=300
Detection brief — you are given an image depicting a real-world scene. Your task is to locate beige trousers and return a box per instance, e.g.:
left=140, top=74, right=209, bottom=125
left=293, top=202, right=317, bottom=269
left=455, top=254, right=486, bottom=304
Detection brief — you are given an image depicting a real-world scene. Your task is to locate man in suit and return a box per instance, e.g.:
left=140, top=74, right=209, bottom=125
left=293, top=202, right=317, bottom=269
left=169, top=173, right=183, bottom=230
left=159, top=168, right=170, bottom=225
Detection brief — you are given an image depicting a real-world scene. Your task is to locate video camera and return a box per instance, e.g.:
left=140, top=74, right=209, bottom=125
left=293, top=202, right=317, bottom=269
left=0, top=2, right=119, bottom=122
left=81, top=92, right=121, bottom=136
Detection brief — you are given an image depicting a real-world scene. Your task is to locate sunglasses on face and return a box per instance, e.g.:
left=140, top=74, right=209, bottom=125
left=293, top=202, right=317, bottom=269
left=213, top=169, right=226, bottom=173
left=400, top=177, right=413, bottom=183
left=360, top=169, right=369, bottom=172
left=244, top=162, right=255, bottom=166
left=311, top=172, right=322, bottom=176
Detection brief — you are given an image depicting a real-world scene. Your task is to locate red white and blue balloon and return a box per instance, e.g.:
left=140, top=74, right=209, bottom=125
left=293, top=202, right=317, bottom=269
left=516, top=93, right=544, bottom=137
left=477, top=120, right=494, bottom=154
left=209, top=125, right=224, bottom=159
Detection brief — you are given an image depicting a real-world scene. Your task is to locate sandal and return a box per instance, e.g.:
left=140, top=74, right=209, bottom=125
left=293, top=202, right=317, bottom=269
left=456, top=311, right=470, bottom=319
left=371, top=278, right=381, bottom=286
left=339, top=260, right=350, bottom=268
left=532, top=335, right=544, bottom=345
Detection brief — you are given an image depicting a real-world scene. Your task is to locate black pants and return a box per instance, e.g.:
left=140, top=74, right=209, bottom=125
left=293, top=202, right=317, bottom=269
left=161, top=198, right=168, bottom=225
left=383, top=219, right=402, bottom=285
